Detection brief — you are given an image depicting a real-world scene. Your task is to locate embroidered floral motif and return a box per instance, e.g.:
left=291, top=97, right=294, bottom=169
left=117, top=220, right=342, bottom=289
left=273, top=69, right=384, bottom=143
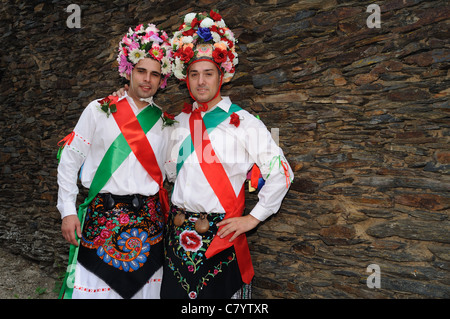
left=165, top=209, right=237, bottom=299
left=82, top=195, right=164, bottom=272
left=179, top=230, right=202, bottom=252
left=167, top=252, right=236, bottom=299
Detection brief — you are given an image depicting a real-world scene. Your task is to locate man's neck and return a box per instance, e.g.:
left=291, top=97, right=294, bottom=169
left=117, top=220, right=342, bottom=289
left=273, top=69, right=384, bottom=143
left=128, top=93, right=152, bottom=109
left=205, top=95, right=223, bottom=111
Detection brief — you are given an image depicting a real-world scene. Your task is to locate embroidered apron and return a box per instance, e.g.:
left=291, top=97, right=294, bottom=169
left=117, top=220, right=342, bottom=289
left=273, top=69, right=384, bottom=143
left=161, top=207, right=242, bottom=299
left=78, top=193, right=164, bottom=299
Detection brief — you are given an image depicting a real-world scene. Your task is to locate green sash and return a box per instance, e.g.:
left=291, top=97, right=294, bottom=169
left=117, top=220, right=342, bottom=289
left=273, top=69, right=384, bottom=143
left=59, top=104, right=161, bottom=299
left=176, top=104, right=242, bottom=174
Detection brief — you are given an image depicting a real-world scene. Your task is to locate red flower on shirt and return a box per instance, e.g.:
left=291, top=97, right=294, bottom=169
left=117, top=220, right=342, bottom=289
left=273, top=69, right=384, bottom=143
left=161, top=111, right=178, bottom=127
left=98, top=96, right=117, bottom=117
left=229, top=112, right=240, bottom=127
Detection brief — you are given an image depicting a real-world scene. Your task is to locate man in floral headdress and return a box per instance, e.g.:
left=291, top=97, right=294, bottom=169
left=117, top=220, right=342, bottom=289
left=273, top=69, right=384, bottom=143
left=162, top=10, right=294, bottom=299
left=57, top=23, right=173, bottom=299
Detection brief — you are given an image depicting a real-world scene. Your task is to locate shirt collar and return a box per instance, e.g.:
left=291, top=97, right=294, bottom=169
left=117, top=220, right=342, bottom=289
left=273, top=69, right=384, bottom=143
left=193, top=96, right=232, bottom=114
left=120, top=92, right=161, bottom=112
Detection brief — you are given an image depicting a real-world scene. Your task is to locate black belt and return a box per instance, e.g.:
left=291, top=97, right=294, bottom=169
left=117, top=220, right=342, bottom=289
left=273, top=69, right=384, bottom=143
left=97, top=193, right=155, bottom=211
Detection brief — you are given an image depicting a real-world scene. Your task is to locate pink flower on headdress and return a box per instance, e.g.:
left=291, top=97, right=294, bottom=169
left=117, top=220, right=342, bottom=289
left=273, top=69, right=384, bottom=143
left=161, top=31, right=168, bottom=42
left=122, top=36, right=132, bottom=46
left=221, top=60, right=233, bottom=73
left=118, top=54, right=133, bottom=76
left=135, top=24, right=143, bottom=32
left=160, top=75, right=169, bottom=89
left=149, top=44, right=164, bottom=61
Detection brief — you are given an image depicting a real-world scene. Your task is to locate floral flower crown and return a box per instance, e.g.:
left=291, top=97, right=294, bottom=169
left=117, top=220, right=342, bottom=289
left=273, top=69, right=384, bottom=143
left=117, top=23, right=173, bottom=88
left=171, top=10, right=238, bottom=83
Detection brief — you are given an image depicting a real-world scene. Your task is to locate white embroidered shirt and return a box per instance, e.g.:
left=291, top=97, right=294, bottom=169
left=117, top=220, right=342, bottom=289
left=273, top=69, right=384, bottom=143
left=165, top=97, right=293, bottom=222
left=57, top=94, right=170, bottom=219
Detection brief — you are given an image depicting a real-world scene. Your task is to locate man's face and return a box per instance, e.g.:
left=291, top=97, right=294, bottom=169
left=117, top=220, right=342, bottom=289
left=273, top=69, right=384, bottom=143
left=187, top=60, right=221, bottom=104
left=127, top=58, right=162, bottom=101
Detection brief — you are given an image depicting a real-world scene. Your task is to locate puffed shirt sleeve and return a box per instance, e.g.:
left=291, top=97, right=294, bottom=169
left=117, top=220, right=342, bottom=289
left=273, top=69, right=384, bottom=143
left=56, top=101, right=97, bottom=219
left=237, top=113, right=294, bottom=222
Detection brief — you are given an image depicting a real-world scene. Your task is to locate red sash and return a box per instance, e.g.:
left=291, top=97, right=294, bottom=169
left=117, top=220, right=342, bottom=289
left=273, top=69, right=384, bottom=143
left=189, top=110, right=254, bottom=284
left=110, top=96, right=170, bottom=216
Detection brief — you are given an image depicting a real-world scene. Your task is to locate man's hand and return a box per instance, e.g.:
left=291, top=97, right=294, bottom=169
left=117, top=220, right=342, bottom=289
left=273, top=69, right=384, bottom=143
left=61, top=215, right=81, bottom=246
left=216, top=214, right=260, bottom=242
left=111, top=84, right=129, bottom=97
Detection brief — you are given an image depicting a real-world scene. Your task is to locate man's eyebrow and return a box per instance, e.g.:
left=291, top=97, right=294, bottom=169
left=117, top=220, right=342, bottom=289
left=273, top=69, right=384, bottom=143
left=136, top=67, right=161, bottom=75
left=189, top=68, right=216, bottom=73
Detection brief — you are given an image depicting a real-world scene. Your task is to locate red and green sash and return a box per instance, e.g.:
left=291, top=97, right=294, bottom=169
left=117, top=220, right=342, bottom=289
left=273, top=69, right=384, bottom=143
left=182, top=106, right=254, bottom=284
left=59, top=96, right=165, bottom=299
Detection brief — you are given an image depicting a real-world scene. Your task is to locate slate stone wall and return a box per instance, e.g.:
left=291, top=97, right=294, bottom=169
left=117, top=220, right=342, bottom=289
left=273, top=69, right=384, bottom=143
left=1, top=0, right=449, bottom=298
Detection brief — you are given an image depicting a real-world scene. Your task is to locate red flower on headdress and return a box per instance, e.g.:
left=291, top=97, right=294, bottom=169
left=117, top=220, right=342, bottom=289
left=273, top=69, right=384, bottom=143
left=191, top=17, right=201, bottom=28
left=175, top=46, right=194, bottom=63
left=182, top=28, right=195, bottom=36
left=222, top=37, right=234, bottom=49
left=218, top=28, right=226, bottom=36
left=212, top=48, right=227, bottom=64
left=210, top=10, right=222, bottom=21
left=229, top=112, right=240, bottom=127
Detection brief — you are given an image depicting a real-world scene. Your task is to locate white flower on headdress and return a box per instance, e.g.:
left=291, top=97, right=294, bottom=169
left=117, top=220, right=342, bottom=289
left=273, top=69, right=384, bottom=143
left=129, top=48, right=146, bottom=64
left=184, top=13, right=197, bottom=24
left=224, top=30, right=235, bottom=41
left=216, top=19, right=226, bottom=28
left=211, top=32, right=221, bottom=43
left=173, top=57, right=184, bottom=78
left=217, top=39, right=229, bottom=48
left=161, top=56, right=172, bottom=75
left=182, top=36, right=194, bottom=44
left=174, top=68, right=184, bottom=80
left=200, top=17, right=214, bottom=28
left=145, top=24, right=158, bottom=34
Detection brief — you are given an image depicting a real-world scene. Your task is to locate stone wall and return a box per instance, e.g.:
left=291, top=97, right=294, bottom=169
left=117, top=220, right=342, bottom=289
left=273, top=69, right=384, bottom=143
left=1, top=0, right=449, bottom=298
